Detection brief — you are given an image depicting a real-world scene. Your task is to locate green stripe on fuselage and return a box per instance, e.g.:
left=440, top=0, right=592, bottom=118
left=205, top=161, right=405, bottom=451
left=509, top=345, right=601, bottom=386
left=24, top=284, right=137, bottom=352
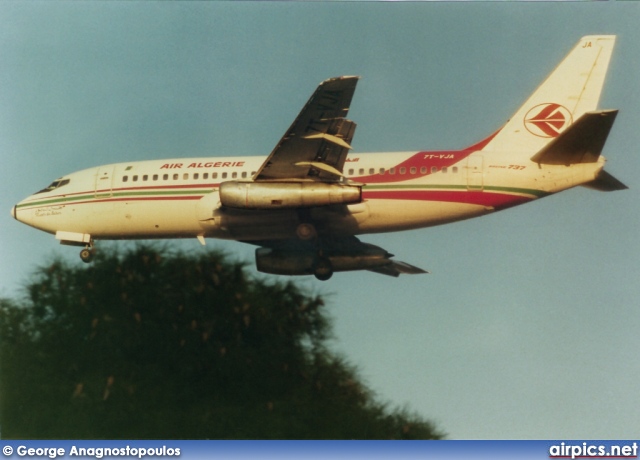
left=16, top=188, right=211, bottom=209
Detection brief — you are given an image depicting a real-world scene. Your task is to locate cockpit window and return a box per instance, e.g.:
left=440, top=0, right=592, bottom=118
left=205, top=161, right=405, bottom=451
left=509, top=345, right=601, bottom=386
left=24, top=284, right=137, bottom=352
left=36, top=178, right=71, bottom=194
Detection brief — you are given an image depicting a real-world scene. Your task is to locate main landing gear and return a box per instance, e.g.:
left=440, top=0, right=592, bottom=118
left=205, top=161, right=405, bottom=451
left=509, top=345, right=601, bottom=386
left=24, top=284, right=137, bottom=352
left=312, top=256, right=333, bottom=281
left=294, top=220, right=332, bottom=280
left=294, top=215, right=331, bottom=280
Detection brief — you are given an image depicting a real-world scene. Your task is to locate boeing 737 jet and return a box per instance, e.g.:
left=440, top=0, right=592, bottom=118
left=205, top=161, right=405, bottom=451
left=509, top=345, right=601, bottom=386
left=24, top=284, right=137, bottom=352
left=11, top=35, right=626, bottom=280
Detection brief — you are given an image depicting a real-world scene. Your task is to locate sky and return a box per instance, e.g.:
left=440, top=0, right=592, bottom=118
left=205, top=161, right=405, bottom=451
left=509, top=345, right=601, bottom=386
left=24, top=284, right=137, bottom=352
left=2, top=1, right=639, bottom=440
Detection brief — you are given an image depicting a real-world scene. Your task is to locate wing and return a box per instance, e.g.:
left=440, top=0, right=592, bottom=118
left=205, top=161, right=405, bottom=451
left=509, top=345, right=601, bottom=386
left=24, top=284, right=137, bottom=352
left=253, top=76, right=359, bottom=182
left=251, top=236, right=428, bottom=278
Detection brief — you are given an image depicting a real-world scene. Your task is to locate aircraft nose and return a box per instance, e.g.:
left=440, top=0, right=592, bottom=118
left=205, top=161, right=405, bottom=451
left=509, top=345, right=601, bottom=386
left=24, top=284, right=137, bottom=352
left=11, top=204, right=16, bottom=219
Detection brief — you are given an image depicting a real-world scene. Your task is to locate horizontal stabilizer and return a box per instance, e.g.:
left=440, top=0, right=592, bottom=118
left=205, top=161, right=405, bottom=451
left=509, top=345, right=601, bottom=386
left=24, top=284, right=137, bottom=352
left=531, top=110, right=618, bottom=165
left=582, top=169, right=628, bottom=192
left=368, top=260, right=429, bottom=277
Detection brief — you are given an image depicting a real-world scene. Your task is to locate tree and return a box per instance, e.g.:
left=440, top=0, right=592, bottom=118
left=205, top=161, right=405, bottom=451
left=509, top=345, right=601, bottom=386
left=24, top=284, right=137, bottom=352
left=0, top=245, right=442, bottom=439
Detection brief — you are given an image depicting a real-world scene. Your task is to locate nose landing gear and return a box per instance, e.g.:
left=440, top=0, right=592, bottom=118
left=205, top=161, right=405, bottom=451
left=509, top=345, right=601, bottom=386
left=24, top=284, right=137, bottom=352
left=79, top=243, right=95, bottom=263
left=54, top=231, right=96, bottom=264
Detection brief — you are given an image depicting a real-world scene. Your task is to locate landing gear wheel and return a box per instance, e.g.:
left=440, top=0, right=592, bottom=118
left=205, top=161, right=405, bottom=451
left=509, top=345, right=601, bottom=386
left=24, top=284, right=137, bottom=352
left=313, top=257, right=333, bottom=281
left=80, top=247, right=94, bottom=264
left=296, top=223, right=317, bottom=240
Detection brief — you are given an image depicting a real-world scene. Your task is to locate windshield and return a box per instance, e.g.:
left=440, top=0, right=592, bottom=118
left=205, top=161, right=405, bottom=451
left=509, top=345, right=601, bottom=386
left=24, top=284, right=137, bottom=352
left=35, top=178, right=70, bottom=194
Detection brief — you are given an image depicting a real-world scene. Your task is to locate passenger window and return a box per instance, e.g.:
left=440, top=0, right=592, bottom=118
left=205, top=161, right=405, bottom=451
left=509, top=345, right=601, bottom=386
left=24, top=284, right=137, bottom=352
left=163, top=174, right=169, bottom=180
left=389, top=168, right=396, bottom=175
left=431, top=166, right=438, bottom=173
left=359, top=168, right=364, bottom=175
left=348, top=169, right=354, bottom=175
left=123, top=176, right=128, bottom=182
left=212, top=172, right=218, bottom=179
left=133, top=175, right=138, bottom=182
left=242, top=171, right=247, bottom=178
left=203, top=173, right=209, bottom=179
left=420, top=167, right=427, bottom=174
left=410, top=167, right=417, bottom=174
left=232, top=172, right=237, bottom=179
left=183, top=173, right=189, bottom=180
left=453, top=167, right=458, bottom=173
left=442, top=167, right=448, bottom=173
left=222, top=172, right=227, bottom=179
left=194, top=173, right=199, bottom=180
left=173, top=174, right=179, bottom=180
left=143, top=175, right=148, bottom=181
left=399, top=167, right=406, bottom=175
left=369, top=168, right=375, bottom=175
left=153, top=174, right=158, bottom=181
left=379, top=168, right=385, bottom=174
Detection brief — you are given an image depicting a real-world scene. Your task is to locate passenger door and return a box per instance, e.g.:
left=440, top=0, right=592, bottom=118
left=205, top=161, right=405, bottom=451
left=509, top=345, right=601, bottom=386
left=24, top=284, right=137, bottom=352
left=95, top=166, right=115, bottom=198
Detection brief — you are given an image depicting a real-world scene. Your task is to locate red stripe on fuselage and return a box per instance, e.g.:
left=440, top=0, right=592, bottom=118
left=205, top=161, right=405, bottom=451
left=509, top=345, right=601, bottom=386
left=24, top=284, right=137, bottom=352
left=362, top=189, right=532, bottom=209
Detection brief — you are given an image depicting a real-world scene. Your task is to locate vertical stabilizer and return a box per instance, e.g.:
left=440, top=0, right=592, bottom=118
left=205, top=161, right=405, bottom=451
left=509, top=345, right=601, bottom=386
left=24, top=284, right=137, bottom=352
left=481, top=35, right=616, bottom=154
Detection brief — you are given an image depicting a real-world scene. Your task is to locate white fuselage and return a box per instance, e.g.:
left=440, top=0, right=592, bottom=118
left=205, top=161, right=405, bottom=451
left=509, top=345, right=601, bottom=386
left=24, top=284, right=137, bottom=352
left=12, top=148, right=605, bottom=244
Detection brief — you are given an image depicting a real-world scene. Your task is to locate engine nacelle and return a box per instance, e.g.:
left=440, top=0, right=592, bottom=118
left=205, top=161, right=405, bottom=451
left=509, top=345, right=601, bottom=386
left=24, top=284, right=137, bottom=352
left=255, top=246, right=392, bottom=276
left=219, top=181, right=361, bottom=209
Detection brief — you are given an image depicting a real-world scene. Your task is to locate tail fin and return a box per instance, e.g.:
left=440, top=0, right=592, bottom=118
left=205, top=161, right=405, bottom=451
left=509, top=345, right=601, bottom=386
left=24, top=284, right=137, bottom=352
left=480, top=35, right=616, bottom=154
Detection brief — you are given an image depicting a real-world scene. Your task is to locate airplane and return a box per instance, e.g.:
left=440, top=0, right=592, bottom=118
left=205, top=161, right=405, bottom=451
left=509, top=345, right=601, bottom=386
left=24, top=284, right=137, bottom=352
left=11, top=35, right=627, bottom=281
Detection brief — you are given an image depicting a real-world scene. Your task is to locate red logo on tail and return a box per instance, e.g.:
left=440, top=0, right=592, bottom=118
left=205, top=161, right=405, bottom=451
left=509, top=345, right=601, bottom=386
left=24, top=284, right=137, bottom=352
left=524, top=103, right=573, bottom=138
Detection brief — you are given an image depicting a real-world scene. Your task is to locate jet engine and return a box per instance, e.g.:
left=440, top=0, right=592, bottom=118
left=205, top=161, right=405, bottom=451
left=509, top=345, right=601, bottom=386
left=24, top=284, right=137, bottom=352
left=255, top=245, right=394, bottom=280
left=219, top=181, right=361, bottom=210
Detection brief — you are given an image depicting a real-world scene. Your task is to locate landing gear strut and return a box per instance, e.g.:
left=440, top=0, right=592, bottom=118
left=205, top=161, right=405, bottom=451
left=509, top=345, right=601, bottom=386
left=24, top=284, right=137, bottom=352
left=79, top=243, right=95, bottom=263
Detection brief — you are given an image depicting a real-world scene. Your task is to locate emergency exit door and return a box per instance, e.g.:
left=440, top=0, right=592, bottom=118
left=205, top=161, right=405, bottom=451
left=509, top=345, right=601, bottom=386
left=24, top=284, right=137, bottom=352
left=466, top=155, right=484, bottom=191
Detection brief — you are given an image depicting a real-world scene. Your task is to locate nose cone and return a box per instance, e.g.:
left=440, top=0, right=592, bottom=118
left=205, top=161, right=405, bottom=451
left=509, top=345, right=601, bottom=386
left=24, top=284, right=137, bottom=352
left=11, top=204, right=16, bottom=220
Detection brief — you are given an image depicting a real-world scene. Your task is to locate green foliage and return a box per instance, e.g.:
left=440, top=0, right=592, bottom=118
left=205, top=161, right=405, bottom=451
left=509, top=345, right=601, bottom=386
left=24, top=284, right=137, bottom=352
left=0, top=245, right=442, bottom=439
